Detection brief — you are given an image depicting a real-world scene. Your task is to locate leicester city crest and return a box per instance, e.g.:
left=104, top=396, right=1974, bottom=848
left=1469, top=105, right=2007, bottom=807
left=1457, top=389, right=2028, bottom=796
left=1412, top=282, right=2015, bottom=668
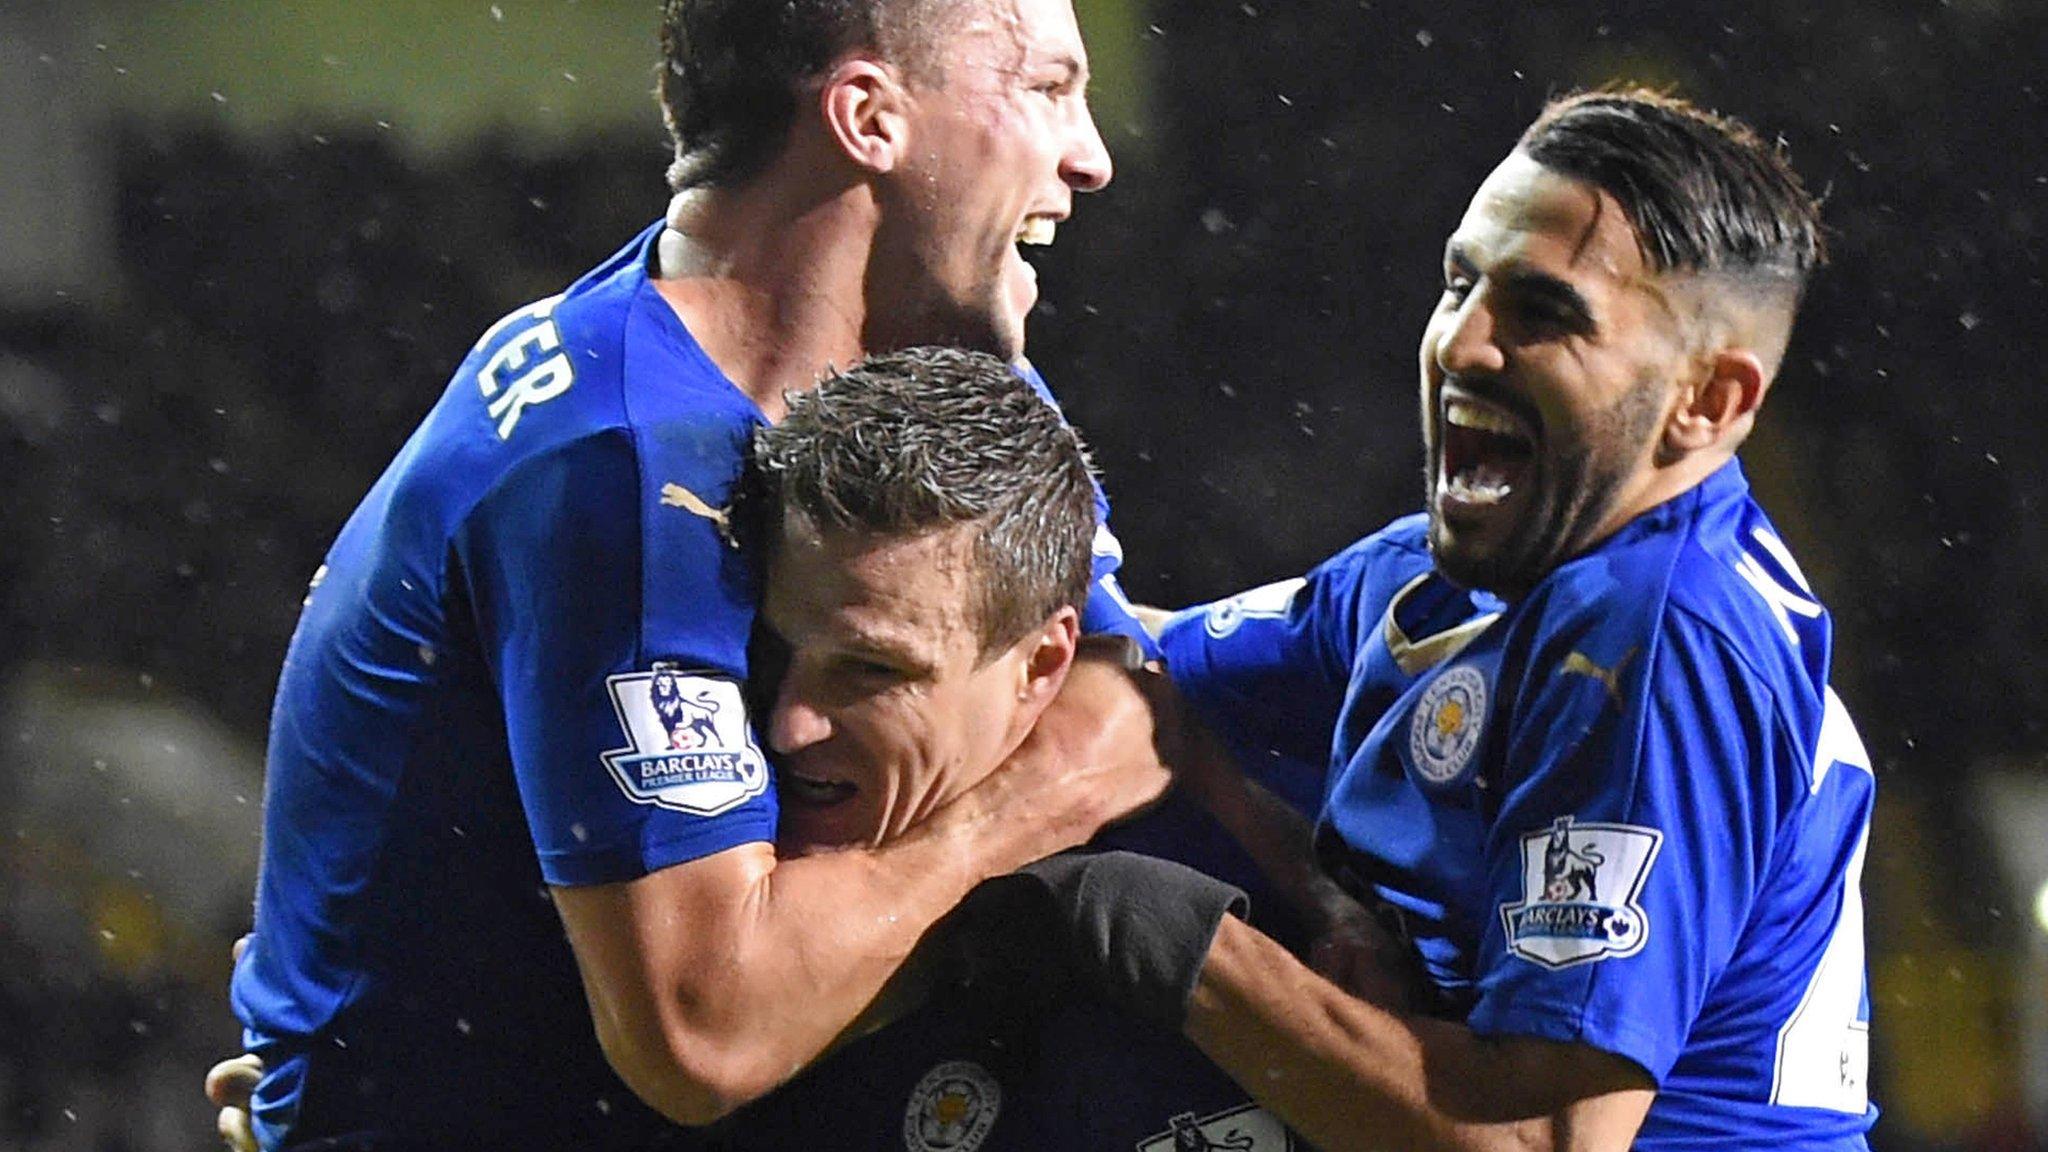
left=1500, top=816, right=1662, bottom=969
left=1407, top=662, right=1488, bottom=784
left=602, top=665, right=768, bottom=816
left=903, top=1060, right=1001, bottom=1152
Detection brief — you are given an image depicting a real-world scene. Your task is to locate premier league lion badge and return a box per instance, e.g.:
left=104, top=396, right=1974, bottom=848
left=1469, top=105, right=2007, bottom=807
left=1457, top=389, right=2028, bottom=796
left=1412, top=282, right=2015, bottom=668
left=601, top=664, right=768, bottom=816
left=1203, top=577, right=1307, bottom=639
left=1500, top=816, right=1662, bottom=969
left=903, top=1060, right=1000, bottom=1152
left=1135, top=1103, right=1292, bottom=1152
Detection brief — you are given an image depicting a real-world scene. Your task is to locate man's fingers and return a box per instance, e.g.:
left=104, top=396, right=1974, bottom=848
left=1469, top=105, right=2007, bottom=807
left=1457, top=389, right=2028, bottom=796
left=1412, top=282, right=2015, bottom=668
left=217, top=1102, right=258, bottom=1152
left=204, top=1053, right=263, bottom=1108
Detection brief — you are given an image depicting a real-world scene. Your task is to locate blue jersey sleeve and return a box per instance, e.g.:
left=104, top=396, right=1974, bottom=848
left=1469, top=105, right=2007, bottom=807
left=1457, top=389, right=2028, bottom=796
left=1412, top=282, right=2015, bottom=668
left=1158, top=546, right=1372, bottom=805
left=455, top=426, right=775, bottom=887
left=1080, top=523, right=1158, bottom=658
left=1466, top=611, right=1794, bottom=1083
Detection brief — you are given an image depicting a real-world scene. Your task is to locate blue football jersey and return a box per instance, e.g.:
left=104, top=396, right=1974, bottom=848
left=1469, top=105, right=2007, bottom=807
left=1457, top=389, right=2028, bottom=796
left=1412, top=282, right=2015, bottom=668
left=232, top=221, right=1151, bottom=1149
left=1161, top=462, right=1876, bottom=1149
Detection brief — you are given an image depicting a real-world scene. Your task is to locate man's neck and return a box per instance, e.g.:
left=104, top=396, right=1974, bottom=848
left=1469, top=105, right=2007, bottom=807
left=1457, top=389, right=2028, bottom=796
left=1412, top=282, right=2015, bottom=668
left=651, top=183, right=878, bottom=424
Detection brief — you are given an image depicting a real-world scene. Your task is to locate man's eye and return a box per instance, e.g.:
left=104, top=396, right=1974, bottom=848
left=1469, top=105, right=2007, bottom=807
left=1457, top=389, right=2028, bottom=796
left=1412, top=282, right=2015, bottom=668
left=1442, top=275, right=1474, bottom=303
left=844, top=657, right=901, bottom=681
left=1513, top=300, right=1586, bottom=336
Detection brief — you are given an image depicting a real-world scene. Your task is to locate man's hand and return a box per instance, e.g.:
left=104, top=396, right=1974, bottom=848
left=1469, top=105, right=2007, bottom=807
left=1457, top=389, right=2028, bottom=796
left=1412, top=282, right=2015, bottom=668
left=205, top=934, right=260, bottom=1151
left=951, top=850, right=1249, bottom=1027
left=974, top=637, right=1175, bottom=854
left=1302, top=883, right=1424, bottom=1009
left=204, top=1053, right=261, bottom=1152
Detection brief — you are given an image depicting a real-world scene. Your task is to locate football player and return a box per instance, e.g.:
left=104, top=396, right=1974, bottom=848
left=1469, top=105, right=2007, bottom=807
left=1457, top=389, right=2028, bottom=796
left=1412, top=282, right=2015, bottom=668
left=1015, top=89, right=1877, bottom=1152
left=217, top=2, right=1174, bottom=1148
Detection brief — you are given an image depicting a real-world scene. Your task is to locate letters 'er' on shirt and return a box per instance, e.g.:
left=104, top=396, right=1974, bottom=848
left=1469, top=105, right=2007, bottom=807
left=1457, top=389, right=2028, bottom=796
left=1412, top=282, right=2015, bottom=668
left=231, top=222, right=1149, bottom=1150
left=1161, top=463, right=1877, bottom=1149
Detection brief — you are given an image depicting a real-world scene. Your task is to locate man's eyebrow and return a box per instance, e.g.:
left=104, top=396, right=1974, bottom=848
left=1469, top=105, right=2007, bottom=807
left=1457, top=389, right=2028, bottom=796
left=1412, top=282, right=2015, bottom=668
left=1496, top=268, right=1596, bottom=329
left=1035, top=52, right=1086, bottom=84
left=1447, top=242, right=1596, bottom=332
left=837, top=627, right=939, bottom=677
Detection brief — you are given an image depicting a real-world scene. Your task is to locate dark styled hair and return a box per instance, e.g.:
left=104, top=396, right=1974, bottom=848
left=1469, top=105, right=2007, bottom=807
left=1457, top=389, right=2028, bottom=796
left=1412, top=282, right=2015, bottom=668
left=749, top=346, right=1099, bottom=658
left=656, top=0, right=949, bottom=192
left=1517, top=88, right=1825, bottom=298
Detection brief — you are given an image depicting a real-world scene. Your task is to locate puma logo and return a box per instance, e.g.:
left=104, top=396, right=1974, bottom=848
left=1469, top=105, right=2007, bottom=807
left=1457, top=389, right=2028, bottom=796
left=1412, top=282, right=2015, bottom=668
left=1560, top=648, right=1635, bottom=704
left=660, top=482, right=730, bottom=533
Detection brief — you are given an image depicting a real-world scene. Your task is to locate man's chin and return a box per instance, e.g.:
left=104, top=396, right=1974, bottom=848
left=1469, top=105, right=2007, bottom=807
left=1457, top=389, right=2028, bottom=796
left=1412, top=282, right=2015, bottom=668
left=1428, top=516, right=1528, bottom=598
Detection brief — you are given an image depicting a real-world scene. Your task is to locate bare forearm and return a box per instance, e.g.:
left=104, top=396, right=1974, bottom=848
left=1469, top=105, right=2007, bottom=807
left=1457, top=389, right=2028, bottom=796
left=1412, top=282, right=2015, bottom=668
left=1186, top=918, right=1651, bottom=1152
left=570, top=792, right=1083, bottom=1122
left=1189, top=747, right=1340, bottom=927
left=565, top=655, right=1170, bottom=1123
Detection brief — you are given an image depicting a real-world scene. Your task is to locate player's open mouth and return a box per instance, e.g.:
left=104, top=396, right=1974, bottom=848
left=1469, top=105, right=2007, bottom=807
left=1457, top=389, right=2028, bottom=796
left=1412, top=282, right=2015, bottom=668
left=780, top=767, right=857, bottom=808
left=1016, top=214, right=1059, bottom=248
left=1438, top=387, right=1535, bottom=509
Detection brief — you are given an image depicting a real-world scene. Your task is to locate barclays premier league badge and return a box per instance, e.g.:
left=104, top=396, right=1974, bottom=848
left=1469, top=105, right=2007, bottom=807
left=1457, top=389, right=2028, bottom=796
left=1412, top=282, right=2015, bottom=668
left=1135, top=1103, right=1293, bottom=1152
left=903, top=1060, right=1000, bottom=1152
left=1500, top=816, right=1663, bottom=969
left=1203, top=577, right=1307, bottom=639
left=601, top=665, right=768, bottom=816
left=1407, top=662, right=1488, bottom=784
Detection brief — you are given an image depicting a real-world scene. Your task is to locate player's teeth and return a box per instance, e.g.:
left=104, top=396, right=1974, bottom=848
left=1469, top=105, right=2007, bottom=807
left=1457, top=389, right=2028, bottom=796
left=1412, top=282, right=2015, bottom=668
left=1445, top=398, right=1524, bottom=439
left=1017, top=217, right=1057, bottom=246
left=1445, top=463, right=1515, bottom=504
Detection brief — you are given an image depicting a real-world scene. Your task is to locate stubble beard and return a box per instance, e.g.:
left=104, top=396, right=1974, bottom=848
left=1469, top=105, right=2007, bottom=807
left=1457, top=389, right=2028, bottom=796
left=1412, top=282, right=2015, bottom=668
left=1427, top=374, right=1668, bottom=600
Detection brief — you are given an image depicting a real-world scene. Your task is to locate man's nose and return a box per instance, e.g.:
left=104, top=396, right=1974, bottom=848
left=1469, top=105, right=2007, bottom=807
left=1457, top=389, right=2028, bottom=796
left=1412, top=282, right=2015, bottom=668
left=766, top=673, right=832, bottom=755
left=1435, top=289, right=1506, bottom=378
left=1063, top=101, right=1113, bottom=193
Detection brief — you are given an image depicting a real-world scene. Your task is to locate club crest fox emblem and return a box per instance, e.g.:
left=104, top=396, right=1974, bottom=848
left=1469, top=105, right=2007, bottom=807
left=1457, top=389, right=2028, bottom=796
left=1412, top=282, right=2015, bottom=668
left=603, top=664, right=768, bottom=816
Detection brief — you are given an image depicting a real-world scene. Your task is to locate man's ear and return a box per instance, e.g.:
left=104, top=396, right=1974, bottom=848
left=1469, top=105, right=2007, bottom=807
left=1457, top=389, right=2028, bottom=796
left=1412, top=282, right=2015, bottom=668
left=1664, top=347, right=1766, bottom=458
left=819, top=58, right=911, bottom=175
left=1017, top=606, right=1082, bottom=708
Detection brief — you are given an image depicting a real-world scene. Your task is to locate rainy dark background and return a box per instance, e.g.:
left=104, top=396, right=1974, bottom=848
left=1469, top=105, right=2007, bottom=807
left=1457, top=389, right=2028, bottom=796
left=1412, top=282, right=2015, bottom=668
left=2, top=1, right=2044, bottom=1149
